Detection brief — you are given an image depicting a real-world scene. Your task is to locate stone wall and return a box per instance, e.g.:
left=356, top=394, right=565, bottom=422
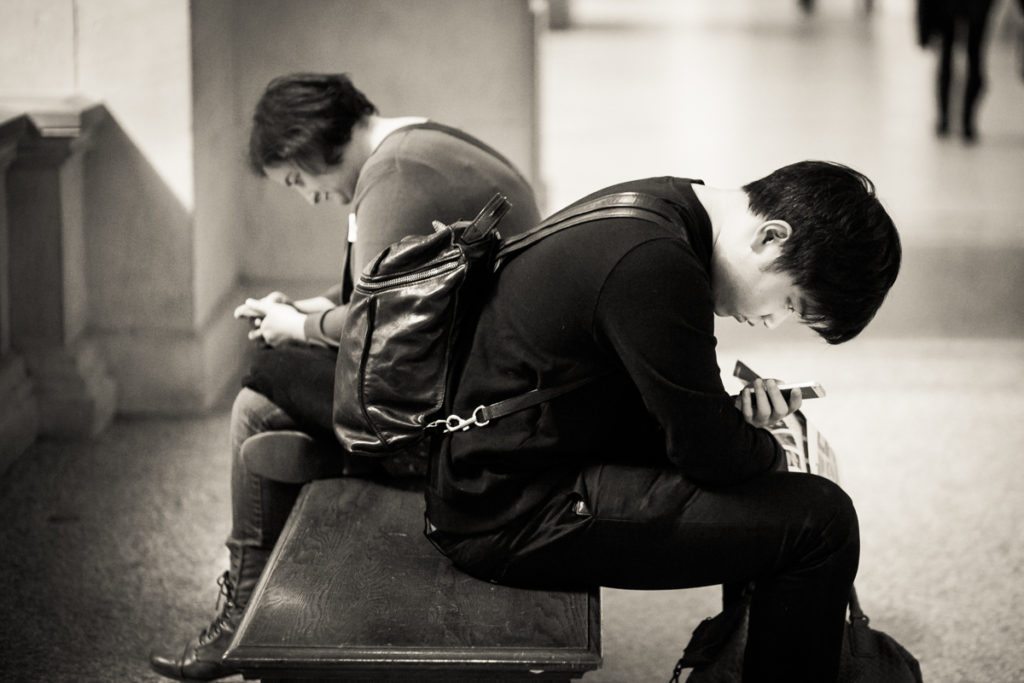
left=0, top=0, right=540, bottom=456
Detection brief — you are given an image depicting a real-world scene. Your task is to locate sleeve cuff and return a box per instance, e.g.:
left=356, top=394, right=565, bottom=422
left=303, top=309, right=339, bottom=348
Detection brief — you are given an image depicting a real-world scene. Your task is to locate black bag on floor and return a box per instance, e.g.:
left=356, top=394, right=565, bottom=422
left=837, top=587, right=924, bottom=683
left=670, top=585, right=923, bottom=683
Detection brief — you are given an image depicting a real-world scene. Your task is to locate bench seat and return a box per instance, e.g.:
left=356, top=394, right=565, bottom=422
left=224, top=478, right=601, bottom=682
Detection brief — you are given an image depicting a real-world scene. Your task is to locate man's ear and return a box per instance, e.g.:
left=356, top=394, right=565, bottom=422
left=750, top=220, right=792, bottom=254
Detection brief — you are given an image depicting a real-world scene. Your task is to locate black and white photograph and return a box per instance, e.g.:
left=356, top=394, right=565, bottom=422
left=1, top=1, right=1022, bottom=681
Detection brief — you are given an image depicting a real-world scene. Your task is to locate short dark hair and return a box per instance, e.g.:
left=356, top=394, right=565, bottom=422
left=744, top=161, right=901, bottom=344
left=248, top=73, right=378, bottom=176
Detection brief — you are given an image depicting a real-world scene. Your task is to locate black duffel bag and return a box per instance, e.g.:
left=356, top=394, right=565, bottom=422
left=671, top=584, right=923, bottom=683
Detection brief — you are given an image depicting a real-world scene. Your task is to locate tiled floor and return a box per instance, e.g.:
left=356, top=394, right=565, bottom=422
left=1, top=1, right=1022, bottom=681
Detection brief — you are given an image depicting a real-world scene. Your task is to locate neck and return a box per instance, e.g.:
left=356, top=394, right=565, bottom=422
left=363, top=114, right=429, bottom=153
left=691, top=183, right=756, bottom=250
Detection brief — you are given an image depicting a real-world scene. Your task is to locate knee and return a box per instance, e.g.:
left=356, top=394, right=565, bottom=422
left=233, top=387, right=266, bottom=426
left=802, top=477, right=860, bottom=571
left=230, top=388, right=285, bottom=446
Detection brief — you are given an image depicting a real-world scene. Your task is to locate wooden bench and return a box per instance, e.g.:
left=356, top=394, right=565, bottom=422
left=223, top=477, right=602, bottom=682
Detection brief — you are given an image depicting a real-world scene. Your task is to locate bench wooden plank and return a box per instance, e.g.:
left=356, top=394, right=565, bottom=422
left=224, top=478, right=601, bottom=681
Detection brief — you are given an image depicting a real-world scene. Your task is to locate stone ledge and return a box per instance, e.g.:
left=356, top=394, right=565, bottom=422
left=0, top=96, right=99, bottom=138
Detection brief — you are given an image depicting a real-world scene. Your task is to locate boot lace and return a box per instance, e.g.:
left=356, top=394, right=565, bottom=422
left=198, top=571, right=237, bottom=645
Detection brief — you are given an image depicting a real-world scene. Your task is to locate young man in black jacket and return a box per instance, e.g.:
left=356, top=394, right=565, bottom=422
left=426, top=162, right=901, bottom=682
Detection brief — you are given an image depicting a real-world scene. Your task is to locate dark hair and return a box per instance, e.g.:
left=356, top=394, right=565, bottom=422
left=743, top=161, right=901, bottom=344
left=248, top=73, right=378, bottom=176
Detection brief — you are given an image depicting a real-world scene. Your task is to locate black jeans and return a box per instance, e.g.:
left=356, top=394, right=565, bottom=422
left=428, top=465, right=859, bottom=683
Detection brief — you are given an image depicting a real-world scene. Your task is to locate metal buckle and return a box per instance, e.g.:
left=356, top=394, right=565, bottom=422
left=426, top=405, right=491, bottom=434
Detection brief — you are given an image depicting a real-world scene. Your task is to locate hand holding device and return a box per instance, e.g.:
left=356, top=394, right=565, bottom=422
left=735, top=378, right=803, bottom=428
left=729, top=380, right=825, bottom=403
left=730, top=360, right=826, bottom=428
left=243, top=300, right=307, bottom=347
left=234, top=291, right=291, bottom=321
left=731, top=360, right=826, bottom=401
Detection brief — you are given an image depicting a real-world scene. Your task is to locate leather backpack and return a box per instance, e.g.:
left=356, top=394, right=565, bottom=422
left=332, top=190, right=687, bottom=470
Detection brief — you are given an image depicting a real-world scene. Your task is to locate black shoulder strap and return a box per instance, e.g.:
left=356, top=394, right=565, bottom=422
left=496, top=191, right=687, bottom=266
left=443, top=191, right=693, bottom=433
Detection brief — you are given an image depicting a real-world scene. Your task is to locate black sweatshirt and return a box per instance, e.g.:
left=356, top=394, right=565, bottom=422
left=427, top=177, right=782, bottom=534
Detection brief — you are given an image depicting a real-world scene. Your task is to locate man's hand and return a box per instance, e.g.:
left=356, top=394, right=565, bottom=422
left=735, top=378, right=802, bottom=428
left=240, top=299, right=307, bottom=347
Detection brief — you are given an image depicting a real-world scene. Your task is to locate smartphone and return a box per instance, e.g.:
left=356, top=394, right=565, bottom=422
left=776, top=381, right=826, bottom=401
left=731, top=381, right=825, bottom=402
left=731, top=361, right=826, bottom=401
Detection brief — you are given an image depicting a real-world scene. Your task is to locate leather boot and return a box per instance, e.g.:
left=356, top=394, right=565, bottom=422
left=150, top=546, right=269, bottom=681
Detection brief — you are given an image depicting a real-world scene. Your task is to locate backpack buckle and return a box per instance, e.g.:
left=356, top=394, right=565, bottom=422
left=427, top=405, right=491, bottom=434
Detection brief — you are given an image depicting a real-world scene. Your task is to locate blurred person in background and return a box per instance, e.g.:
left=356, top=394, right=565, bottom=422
left=148, top=72, right=540, bottom=681
left=917, top=0, right=1023, bottom=142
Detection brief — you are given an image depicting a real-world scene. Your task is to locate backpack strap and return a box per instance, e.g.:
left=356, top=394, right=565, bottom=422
left=430, top=375, right=600, bottom=434
left=496, top=191, right=683, bottom=266
left=433, top=191, right=692, bottom=434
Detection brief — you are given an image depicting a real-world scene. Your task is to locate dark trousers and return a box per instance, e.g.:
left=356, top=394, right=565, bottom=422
left=429, top=465, right=859, bottom=683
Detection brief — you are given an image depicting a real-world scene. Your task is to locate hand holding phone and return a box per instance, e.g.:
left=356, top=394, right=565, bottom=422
left=735, top=378, right=805, bottom=428
left=234, top=291, right=292, bottom=322
left=731, top=360, right=826, bottom=401
left=729, top=380, right=825, bottom=401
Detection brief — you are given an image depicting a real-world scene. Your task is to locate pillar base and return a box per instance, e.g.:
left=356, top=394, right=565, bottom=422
left=96, top=283, right=250, bottom=414
left=23, top=337, right=116, bottom=439
left=0, top=354, right=39, bottom=474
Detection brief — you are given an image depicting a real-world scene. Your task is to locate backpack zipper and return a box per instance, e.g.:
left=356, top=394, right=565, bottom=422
left=356, top=257, right=462, bottom=292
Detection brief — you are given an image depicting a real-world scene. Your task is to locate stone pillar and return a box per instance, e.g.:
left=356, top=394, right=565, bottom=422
left=4, top=102, right=116, bottom=439
left=0, top=114, right=39, bottom=473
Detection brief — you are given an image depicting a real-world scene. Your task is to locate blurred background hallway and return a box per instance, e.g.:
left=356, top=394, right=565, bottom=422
left=2, top=0, right=1022, bottom=681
